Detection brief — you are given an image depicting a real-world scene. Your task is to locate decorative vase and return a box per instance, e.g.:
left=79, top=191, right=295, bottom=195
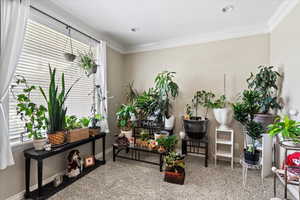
left=165, top=115, right=175, bottom=130
left=33, top=138, right=47, bottom=151
left=213, top=108, right=233, bottom=130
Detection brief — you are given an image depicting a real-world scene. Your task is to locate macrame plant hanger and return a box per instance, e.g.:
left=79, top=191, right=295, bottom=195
left=64, top=26, right=76, bottom=62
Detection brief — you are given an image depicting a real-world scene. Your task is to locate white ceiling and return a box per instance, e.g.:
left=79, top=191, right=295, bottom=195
left=48, top=0, right=292, bottom=52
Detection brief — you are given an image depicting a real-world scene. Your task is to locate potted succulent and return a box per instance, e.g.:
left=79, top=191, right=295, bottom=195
left=268, top=116, right=300, bottom=146
left=40, top=65, right=77, bottom=145
left=247, top=66, right=282, bottom=128
left=14, top=77, right=48, bottom=150
left=154, top=71, right=179, bottom=130
left=116, top=104, right=136, bottom=139
left=211, top=95, right=233, bottom=130
left=164, top=152, right=185, bottom=185
left=183, top=90, right=214, bottom=139
left=78, top=50, right=98, bottom=77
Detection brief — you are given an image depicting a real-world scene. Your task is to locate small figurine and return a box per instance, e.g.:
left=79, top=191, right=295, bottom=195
left=67, top=150, right=82, bottom=178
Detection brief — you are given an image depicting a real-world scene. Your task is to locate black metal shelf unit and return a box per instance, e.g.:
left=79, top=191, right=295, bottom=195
left=24, top=133, right=106, bottom=200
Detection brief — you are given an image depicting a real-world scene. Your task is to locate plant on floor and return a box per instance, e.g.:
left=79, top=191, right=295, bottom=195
left=192, top=90, right=215, bottom=119
left=247, top=66, right=281, bottom=114
left=156, top=135, right=178, bottom=152
left=116, top=104, right=136, bottom=131
left=154, top=71, right=179, bottom=121
left=268, top=116, right=300, bottom=143
left=13, top=76, right=48, bottom=140
left=78, top=50, right=97, bottom=77
left=164, top=152, right=185, bottom=172
left=40, top=65, right=78, bottom=134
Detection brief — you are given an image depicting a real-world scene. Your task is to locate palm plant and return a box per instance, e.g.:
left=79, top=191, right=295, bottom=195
left=40, top=65, right=77, bottom=133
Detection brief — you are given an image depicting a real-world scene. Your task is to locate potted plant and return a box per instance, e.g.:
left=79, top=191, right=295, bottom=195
left=154, top=71, right=179, bottom=130
left=244, top=121, right=264, bottom=164
left=40, top=65, right=77, bottom=145
left=156, top=135, right=178, bottom=153
left=268, top=116, right=300, bottom=146
left=135, top=88, right=160, bottom=121
left=116, top=104, right=136, bottom=139
left=183, top=90, right=214, bottom=139
left=89, top=114, right=103, bottom=136
left=211, top=95, right=233, bottom=130
left=14, top=76, right=48, bottom=150
left=164, top=152, right=185, bottom=185
left=65, top=115, right=90, bottom=143
left=247, top=66, right=282, bottom=128
left=78, top=50, right=97, bottom=77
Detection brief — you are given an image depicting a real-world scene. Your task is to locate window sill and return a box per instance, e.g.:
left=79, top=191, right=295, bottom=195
left=11, top=141, right=33, bottom=153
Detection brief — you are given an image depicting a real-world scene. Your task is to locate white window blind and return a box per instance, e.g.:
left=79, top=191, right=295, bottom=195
left=9, top=19, right=96, bottom=145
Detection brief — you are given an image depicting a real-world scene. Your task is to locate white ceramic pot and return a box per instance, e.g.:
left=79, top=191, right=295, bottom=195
left=121, top=130, right=133, bottom=139
left=164, top=115, right=175, bottom=130
left=213, top=108, right=233, bottom=130
left=33, top=138, right=47, bottom=151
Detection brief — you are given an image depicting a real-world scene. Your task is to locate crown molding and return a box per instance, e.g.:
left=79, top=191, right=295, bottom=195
left=268, top=0, right=299, bottom=32
left=124, top=25, right=269, bottom=54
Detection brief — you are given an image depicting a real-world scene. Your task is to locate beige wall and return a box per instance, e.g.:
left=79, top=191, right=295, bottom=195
left=124, top=34, right=270, bottom=159
left=0, top=47, right=124, bottom=200
left=270, top=2, right=300, bottom=116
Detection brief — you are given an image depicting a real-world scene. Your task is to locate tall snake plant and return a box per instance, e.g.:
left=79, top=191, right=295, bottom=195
left=40, top=65, right=76, bottom=133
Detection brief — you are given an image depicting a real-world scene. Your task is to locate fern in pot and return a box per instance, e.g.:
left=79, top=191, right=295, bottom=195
left=13, top=76, right=48, bottom=150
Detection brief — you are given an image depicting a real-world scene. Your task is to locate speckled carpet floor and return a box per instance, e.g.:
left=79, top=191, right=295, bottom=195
left=50, top=152, right=288, bottom=200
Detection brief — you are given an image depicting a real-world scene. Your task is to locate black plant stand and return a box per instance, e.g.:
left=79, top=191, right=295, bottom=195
left=182, top=136, right=208, bottom=167
left=24, top=133, right=106, bottom=200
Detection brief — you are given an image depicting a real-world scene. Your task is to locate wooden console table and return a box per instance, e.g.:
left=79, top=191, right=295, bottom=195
left=24, top=133, right=106, bottom=200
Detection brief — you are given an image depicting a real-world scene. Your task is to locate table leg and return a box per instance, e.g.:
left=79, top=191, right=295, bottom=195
left=24, top=157, right=31, bottom=198
left=102, top=136, right=106, bottom=163
left=113, top=146, right=116, bottom=162
left=159, top=154, right=163, bottom=172
left=37, top=159, right=43, bottom=197
left=182, top=140, right=187, bottom=155
left=274, top=171, right=277, bottom=197
left=205, top=142, right=208, bottom=167
left=92, top=139, right=96, bottom=156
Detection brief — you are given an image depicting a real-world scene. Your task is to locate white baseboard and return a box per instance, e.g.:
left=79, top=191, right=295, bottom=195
left=6, top=147, right=112, bottom=200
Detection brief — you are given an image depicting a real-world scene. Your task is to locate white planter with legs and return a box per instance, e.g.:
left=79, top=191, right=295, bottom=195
left=213, top=108, right=233, bottom=130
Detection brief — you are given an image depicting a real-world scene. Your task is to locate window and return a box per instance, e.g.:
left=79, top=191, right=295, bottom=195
left=9, top=19, right=96, bottom=145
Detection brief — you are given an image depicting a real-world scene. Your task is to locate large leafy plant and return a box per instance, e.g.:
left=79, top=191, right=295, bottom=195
left=135, top=88, right=160, bottom=120
left=40, top=65, right=76, bottom=133
left=154, top=71, right=179, bottom=120
left=247, top=66, right=281, bottom=114
left=116, top=104, right=136, bottom=131
left=268, top=116, right=300, bottom=143
left=13, top=76, right=47, bottom=139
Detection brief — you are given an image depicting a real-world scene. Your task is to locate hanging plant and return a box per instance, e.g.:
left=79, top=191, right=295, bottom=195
left=63, top=27, right=76, bottom=62
left=78, top=50, right=98, bottom=77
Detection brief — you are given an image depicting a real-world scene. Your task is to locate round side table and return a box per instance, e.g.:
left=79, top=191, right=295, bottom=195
left=240, top=159, right=262, bottom=187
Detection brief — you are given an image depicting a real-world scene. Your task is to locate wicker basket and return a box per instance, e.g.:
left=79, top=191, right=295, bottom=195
left=48, top=131, right=66, bottom=145
left=89, top=128, right=101, bottom=136
left=67, top=128, right=90, bottom=143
